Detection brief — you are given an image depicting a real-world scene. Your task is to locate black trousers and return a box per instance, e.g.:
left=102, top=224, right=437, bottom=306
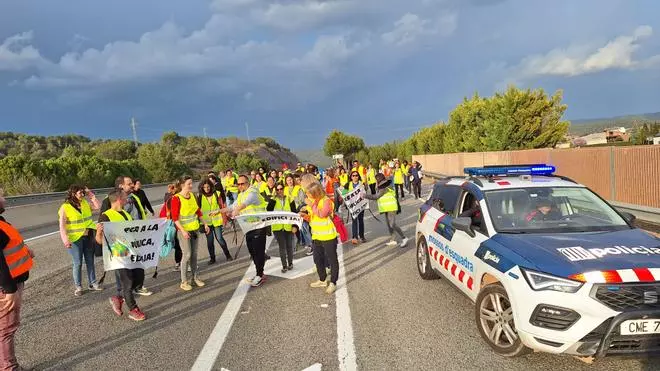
left=351, top=211, right=365, bottom=239
left=173, top=238, right=182, bottom=264
left=246, top=228, right=267, bottom=277
left=313, top=238, right=339, bottom=284
left=395, top=184, right=404, bottom=199
left=274, top=230, right=294, bottom=267
left=412, top=179, right=422, bottom=199
left=116, top=269, right=138, bottom=310
left=369, top=183, right=376, bottom=195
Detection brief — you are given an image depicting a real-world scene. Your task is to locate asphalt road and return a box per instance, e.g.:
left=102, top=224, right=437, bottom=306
left=12, top=185, right=660, bottom=371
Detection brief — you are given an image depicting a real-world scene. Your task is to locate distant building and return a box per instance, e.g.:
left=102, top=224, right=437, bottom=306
left=578, top=132, right=607, bottom=146
left=653, top=133, right=660, bottom=145
left=604, top=127, right=630, bottom=142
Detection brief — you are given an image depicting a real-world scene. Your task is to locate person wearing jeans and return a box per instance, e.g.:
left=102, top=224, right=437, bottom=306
left=58, top=184, right=102, bottom=296
left=171, top=176, right=209, bottom=291
left=300, top=174, right=339, bottom=295
left=267, top=185, right=297, bottom=273
left=198, top=179, right=232, bottom=264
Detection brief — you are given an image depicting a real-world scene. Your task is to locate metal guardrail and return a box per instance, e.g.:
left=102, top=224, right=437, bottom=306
left=422, top=171, right=660, bottom=225
left=4, top=182, right=170, bottom=208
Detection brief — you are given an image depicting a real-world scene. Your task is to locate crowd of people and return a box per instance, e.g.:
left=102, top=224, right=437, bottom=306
left=0, top=158, right=422, bottom=369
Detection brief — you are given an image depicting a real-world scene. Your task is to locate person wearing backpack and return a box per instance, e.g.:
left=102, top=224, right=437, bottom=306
left=198, top=179, right=232, bottom=265
left=363, top=173, right=409, bottom=248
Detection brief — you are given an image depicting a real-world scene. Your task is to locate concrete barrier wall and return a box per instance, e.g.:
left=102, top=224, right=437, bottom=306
left=413, top=145, right=660, bottom=208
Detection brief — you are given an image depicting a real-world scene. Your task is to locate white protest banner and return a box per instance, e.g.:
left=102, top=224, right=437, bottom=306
left=102, top=218, right=168, bottom=271
left=235, top=211, right=303, bottom=233
left=341, top=185, right=369, bottom=219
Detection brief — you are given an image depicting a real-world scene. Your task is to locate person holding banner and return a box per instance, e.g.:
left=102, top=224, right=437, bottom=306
left=363, top=173, right=409, bottom=248
left=170, top=176, right=210, bottom=291
left=267, top=185, right=297, bottom=273
left=345, top=171, right=366, bottom=245
left=96, top=190, right=146, bottom=321
left=300, top=174, right=339, bottom=295
left=198, top=180, right=232, bottom=265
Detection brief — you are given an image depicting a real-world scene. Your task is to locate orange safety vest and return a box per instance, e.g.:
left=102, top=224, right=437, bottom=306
left=0, top=221, right=33, bottom=279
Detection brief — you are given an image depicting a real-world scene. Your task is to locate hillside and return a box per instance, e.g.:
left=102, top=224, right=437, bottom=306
left=294, top=149, right=333, bottom=169
left=0, top=131, right=299, bottom=195
left=568, top=112, right=660, bottom=136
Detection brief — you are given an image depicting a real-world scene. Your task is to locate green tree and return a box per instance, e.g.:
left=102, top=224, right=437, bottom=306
left=137, top=143, right=189, bottom=183
left=323, top=130, right=366, bottom=163
left=215, top=153, right=237, bottom=172
left=94, top=140, right=137, bottom=161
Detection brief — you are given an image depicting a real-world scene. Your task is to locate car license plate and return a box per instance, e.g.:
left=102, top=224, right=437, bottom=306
left=620, top=319, right=660, bottom=335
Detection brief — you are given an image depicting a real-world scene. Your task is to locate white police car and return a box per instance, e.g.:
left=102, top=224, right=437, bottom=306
left=415, top=164, right=660, bottom=359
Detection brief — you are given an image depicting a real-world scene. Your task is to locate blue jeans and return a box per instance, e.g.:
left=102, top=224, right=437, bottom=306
left=227, top=192, right=238, bottom=206
left=207, top=225, right=231, bottom=260
left=69, top=235, right=96, bottom=288
left=300, top=221, right=312, bottom=247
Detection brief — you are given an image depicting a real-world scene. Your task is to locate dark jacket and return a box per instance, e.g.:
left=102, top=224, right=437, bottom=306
left=134, top=188, right=154, bottom=214
left=0, top=221, right=29, bottom=293
left=266, top=198, right=296, bottom=213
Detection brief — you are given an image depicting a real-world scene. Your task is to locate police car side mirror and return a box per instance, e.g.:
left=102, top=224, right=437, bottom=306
left=452, top=217, right=476, bottom=238
left=619, top=211, right=636, bottom=225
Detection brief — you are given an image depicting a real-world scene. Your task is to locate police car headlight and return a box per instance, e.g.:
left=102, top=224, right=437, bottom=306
left=522, top=269, right=583, bottom=293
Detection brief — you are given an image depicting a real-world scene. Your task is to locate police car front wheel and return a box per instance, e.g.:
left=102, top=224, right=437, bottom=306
left=416, top=236, right=439, bottom=280
left=475, top=283, right=530, bottom=357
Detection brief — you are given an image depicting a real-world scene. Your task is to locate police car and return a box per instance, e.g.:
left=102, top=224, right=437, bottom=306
left=415, top=164, right=660, bottom=358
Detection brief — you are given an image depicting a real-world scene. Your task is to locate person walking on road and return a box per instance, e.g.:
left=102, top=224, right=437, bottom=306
left=171, top=176, right=209, bottom=291
left=133, top=180, right=155, bottom=217
left=0, top=198, right=34, bottom=371
left=300, top=174, right=339, bottom=295
left=161, top=183, right=184, bottom=270
left=409, top=161, right=423, bottom=200
left=267, top=185, right=296, bottom=273
left=198, top=179, right=232, bottom=264
left=58, top=184, right=103, bottom=296
left=366, top=164, right=377, bottom=195
left=363, top=173, right=409, bottom=248
left=221, top=175, right=269, bottom=287
left=96, top=190, right=146, bottom=321
left=393, top=161, right=405, bottom=200
left=345, top=171, right=366, bottom=245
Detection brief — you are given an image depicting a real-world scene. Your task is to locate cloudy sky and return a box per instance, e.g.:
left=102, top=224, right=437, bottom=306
left=1, top=0, right=659, bottom=149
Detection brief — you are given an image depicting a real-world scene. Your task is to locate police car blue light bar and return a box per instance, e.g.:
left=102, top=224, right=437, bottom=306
left=464, top=164, right=556, bottom=176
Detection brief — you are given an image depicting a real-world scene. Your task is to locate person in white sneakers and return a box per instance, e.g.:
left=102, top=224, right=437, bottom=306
left=363, top=174, right=409, bottom=247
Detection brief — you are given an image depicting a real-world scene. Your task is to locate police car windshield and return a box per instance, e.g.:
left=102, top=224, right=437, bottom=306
left=484, top=187, right=630, bottom=234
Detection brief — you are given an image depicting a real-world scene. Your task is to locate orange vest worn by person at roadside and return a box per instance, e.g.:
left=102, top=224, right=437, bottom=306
left=0, top=221, right=33, bottom=278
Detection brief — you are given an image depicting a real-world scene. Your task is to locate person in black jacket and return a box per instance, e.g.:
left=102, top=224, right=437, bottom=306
left=133, top=180, right=155, bottom=216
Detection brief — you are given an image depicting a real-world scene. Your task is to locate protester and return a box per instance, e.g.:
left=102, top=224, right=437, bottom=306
left=198, top=179, right=232, bottom=264
left=171, top=176, right=209, bottom=291
left=363, top=173, right=409, bottom=248
left=300, top=174, right=339, bottom=295
left=133, top=180, right=155, bottom=216
left=58, top=184, right=102, bottom=296
left=253, top=173, right=268, bottom=198
left=263, top=176, right=277, bottom=202
left=208, top=171, right=227, bottom=205
left=345, top=171, right=366, bottom=244
left=402, top=161, right=411, bottom=195
left=161, top=183, right=184, bottom=270
left=267, top=185, right=296, bottom=273
left=410, top=161, right=423, bottom=199
left=393, top=161, right=405, bottom=199
left=97, top=190, right=146, bottom=321
left=222, top=175, right=269, bottom=287
left=0, top=193, right=34, bottom=371
left=366, top=164, right=377, bottom=195
left=338, top=168, right=348, bottom=188
left=224, top=169, right=239, bottom=206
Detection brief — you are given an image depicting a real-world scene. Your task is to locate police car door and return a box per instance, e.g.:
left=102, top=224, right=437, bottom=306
left=448, top=190, right=490, bottom=300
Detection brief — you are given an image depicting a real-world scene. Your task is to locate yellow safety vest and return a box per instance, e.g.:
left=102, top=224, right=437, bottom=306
left=237, top=186, right=267, bottom=215
left=347, top=182, right=361, bottom=191
left=176, top=193, right=201, bottom=232
left=271, top=196, right=293, bottom=232
left=130, top=193, right=147, bottom=220
left=257, top=182, right=268, bottom=194
left=402, top=164, right=409, bottom=176
left=200, top=194, right=224, bottom=227
left=225, top=175, right=238, bottom=193
left=103, top=209, right=133, bottom=222
left=367, top=168, right=377, bottom=184
left=307, top=197, right=337, bottom=241
left=378, top=189, right=398, bottom=213
left=59, top=199, right=96, bottom=243
left=339, top=173, right=348, bottom=186
left=393, top=168, right=404, bottom=185
left=284, top=185, right=301, bottom=201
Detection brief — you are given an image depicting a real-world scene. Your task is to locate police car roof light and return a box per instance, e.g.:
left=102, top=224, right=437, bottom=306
left=463, top=164, right=556, bottom=177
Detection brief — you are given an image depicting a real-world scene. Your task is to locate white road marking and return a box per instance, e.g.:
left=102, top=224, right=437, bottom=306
left=191, top=265, right=253, bottom=371
left=302, top=363, right=323, bottom=371
left=25, top=231, right=59, bottom=242
left=335, top=244, right=357, bottom=371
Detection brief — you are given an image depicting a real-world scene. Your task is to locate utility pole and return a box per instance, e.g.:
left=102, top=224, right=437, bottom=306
left=203, top=127, right=208, bottom=139
left=245, top=122, right=250, bottom=141
left=130, top=117, right=139, bottom=147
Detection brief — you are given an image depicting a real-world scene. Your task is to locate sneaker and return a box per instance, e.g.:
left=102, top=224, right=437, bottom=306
left=360, top=237, right=367, bottom=243
left=133, top=287, right=153, bottom=296
left=74, top=286, right=83, bottom=296
left=128, top=307, right=146, bottom=321
left=310, top=280, right=328, bottom=288
left=281, top=267, right=288, bottom=273
left=180, top=281, right=193, bottom=291
left=305, top=246, right=313, bottom=256
left=351, top=238, right=358, bottom=245
left=326, top=283, right=337, bottom=295
left=109, top=296, right=124, bottom=316
left=226, top=256, right=234, bottom=262
left=288, top=263, right=293, bottom=270
left=265, top=254, right=271, bottom=261
left=89, top=283, right=103, bottom=291
left=174, top=263, right=180, bottom=271
left=208, top=259, right=216, bottom=265
left=251, top=275, right=264, bottom=287
left=399, top=237, right=409, bottom=248
left=385, top=240, right=398, bottom=247
left=193, top=278, right=205, bottom=287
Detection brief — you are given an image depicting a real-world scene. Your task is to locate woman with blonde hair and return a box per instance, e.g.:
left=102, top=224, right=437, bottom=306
left=299, top=174, right=339, bottom=294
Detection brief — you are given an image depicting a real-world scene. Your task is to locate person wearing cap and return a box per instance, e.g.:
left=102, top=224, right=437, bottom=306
left=363, top=174, right=409, bottom=248
left=525, top=199, right=562, bottom=223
